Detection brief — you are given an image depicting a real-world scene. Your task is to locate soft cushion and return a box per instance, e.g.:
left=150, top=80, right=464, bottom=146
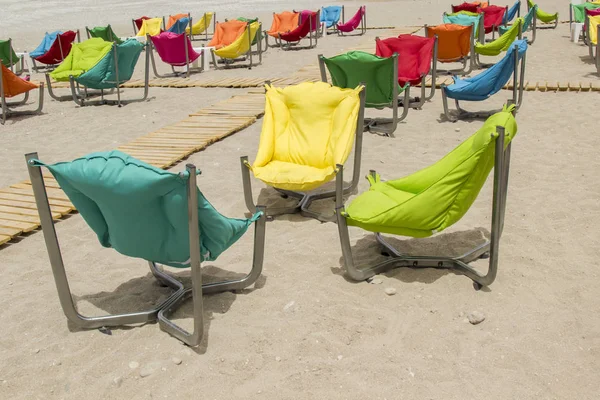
left=50, top=38, right=113, bottom=82
left=344, top=107, right=517, bottom=237
left=35, top=151, right=260, bottom=267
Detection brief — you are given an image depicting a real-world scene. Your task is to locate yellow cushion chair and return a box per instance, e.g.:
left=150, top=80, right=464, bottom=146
left=210, top=21, right=263, bottom=69
left=186, top=12, right=215, bottom=39
left=136, top=18, right=163, bottom=37
left=585, top=14, right=600, bottom=73
left=240, top=81, right=366, bottom=221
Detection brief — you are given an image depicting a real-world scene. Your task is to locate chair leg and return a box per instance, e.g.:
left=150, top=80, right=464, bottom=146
left=158, top=205, right=267, bottom=347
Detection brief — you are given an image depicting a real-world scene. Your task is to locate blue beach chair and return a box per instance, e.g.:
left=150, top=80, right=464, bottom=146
left=321, top=6, right=343, bottom=34
left=441, top=39, right=527, bottom=121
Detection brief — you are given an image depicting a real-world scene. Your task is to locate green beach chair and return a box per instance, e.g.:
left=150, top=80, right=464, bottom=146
left=0, top=39, right=25, bottom=75
left=527, top=0, right=558, bottom=28
left=25, top=151, right=267, bottom=347
left=475, top=17, right=523, bottom=67
left=46, top=38, right=149, bottom=106
left=85, top=24, right=123, bottom=44
left=319, top=51, right=410, bottom=137
left=334, top=104, right=518, bottom=289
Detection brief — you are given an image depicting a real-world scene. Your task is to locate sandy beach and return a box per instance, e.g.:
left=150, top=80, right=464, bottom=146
left=1, top=0, right=599, bottom=399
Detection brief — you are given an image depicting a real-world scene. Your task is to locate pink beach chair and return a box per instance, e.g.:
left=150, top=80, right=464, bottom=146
left=279, top=10, right=320, bottom=50
left=149, top=32, right=204, bottom=77
left=337, top=6, right=366, bottom=36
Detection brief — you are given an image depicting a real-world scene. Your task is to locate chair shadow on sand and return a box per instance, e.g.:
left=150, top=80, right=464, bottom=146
left=332, top=227, right=492, bottom=288
left=72, top=265, right=267, bottom=353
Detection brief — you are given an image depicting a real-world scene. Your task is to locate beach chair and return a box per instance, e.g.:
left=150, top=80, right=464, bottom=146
left=278, top=10, right=320, bottom=50
left=476, top=18, right=523, bottom=67
left=47, top=38, right=149, bottom=106
left=321, top=6, right=343, bottom=34
left=451, top=2, right=483, bottom=13
left=237, top=17, right=268, bottom=55
left=502, top=0, right=522, bottom=25
left=481, top=5, right=508, bottom=36
left=1, top=65, right=44, bottom=124
left=584, top=14, right=600, bottom=72
left=132, top=16, right=150, bottom=34
left=337, top=6, right=367, bottom=36
left=500, top=5, right=536, bottom=44
left=0, top=39, right=25, bottom=75
left=334, top=104, right=517, bottom=289
left=30, top=30, right=79, bottom=72
left=240, top=81, right=366, bottom=222
left=187, top=12, right=216, bottom=41
left=441, top=39, right=527, bottom=121
left=527, top=0, right=558, bottom=28
left=149, top=32, right=203, bottom=77
left=266, top=11, right=300, bottom=48
left=443, top=11, right=485, bottom=43
left=426, top=24, right=475, bottom=75
left=165, top=14, right=192, bottom=35
left=25, top=151, right=267, bottom=347
left=135, top=18, right=163, bottom=37
left=209, top=20, right=262, bottom=68
left=85, top=25, right=123, bottom=44
left=320, top=51, right=410, bottom=136
left=375, top=35, right=438, bottom=109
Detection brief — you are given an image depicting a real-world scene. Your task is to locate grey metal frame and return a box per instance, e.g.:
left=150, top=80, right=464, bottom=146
left=475, top=22, right=523, bottom=68
left=334, top=121, right=514, bottom=289
left=240, top=83, right=366, bottom=222
left=0, top=66, right=44, bottom=125
left=45, top=72, right=115, bottom=102
left=69, top=42, right=151, bottom=107
left=25, top=154, right=267, bottom=347
left=149, top=33, right=205, bottom=77
left=425, top=23, right=475, bottom=76
left=31, top=30, right=81, bottom=73
left=337, top=6, right=367, bottom=36
left=442, top=44, right=526, bottom=122
left=210, top=23, right=263, bottom=70
left=319, top=53, right=409, bottom=137
left=189, top=12, right=217, bottom=41
left=278, top=10, right=320, bottom=50
left=584, top=16, right=600, bottom=73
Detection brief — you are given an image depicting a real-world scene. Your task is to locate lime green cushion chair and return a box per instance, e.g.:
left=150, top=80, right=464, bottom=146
left=476, top=17, right=522, bottom=56
left=76, top=39, right=144, bottom=89
left=50, top=38, right=113, bottom=81
left=527, top=0, right=558, bottom=24
left=343, top=106, right=517, bottom=237
left=87, top=25, right=123, bottom=44
left=34, top=150, right=261, bottom=267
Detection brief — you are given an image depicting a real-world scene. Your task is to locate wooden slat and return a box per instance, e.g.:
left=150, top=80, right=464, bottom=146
left=0, top=235, right=10, bottom=245
left=0, top=217, right=39, bottom=231
left=0, top=226, right=22, bottom=236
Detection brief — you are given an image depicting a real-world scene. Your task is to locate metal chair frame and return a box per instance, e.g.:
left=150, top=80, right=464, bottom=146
left=0, top=66, right=44, bottom=125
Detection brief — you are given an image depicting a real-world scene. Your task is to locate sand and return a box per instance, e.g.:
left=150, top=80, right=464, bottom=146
left=1, top=0, right=600, bottom=399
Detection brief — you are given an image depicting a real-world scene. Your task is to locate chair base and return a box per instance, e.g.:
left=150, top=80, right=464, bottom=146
left=1, top=83, right=44, bottom=125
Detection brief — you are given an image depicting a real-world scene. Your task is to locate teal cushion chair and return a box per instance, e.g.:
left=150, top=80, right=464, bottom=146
left=319, top=50, right=410, bottom=137
left=334, top=105, right=517, bottom=288
left=26, top=150, right=267, bottom=346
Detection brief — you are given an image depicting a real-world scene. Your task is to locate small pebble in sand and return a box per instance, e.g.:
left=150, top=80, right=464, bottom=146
left=384, top=287, right=397, bottom=296
left=467, top=311, right=486, bottom=325
left=337, top=355, right=343, bottom=360
left=128, top=361, right=139, bottom=369
left=368, top=276, right=383, bottom=285
left=455, top=128, right=461, bottom=132
left=171, top=357, right=182, bottom=365
left=33, top=349, right=40, bottom=354
left=139, top=367, right=154, bottom=378
left=275, top=356, right=282, bottom=362
left=113, top=377, right=123, bottom=387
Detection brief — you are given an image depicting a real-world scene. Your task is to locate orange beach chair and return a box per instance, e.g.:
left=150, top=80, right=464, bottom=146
left=1, top=65, right=44, bottom=124
left=426, top=23, right=475, bottom=75
left=266, top=11, right=300, bottom=47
